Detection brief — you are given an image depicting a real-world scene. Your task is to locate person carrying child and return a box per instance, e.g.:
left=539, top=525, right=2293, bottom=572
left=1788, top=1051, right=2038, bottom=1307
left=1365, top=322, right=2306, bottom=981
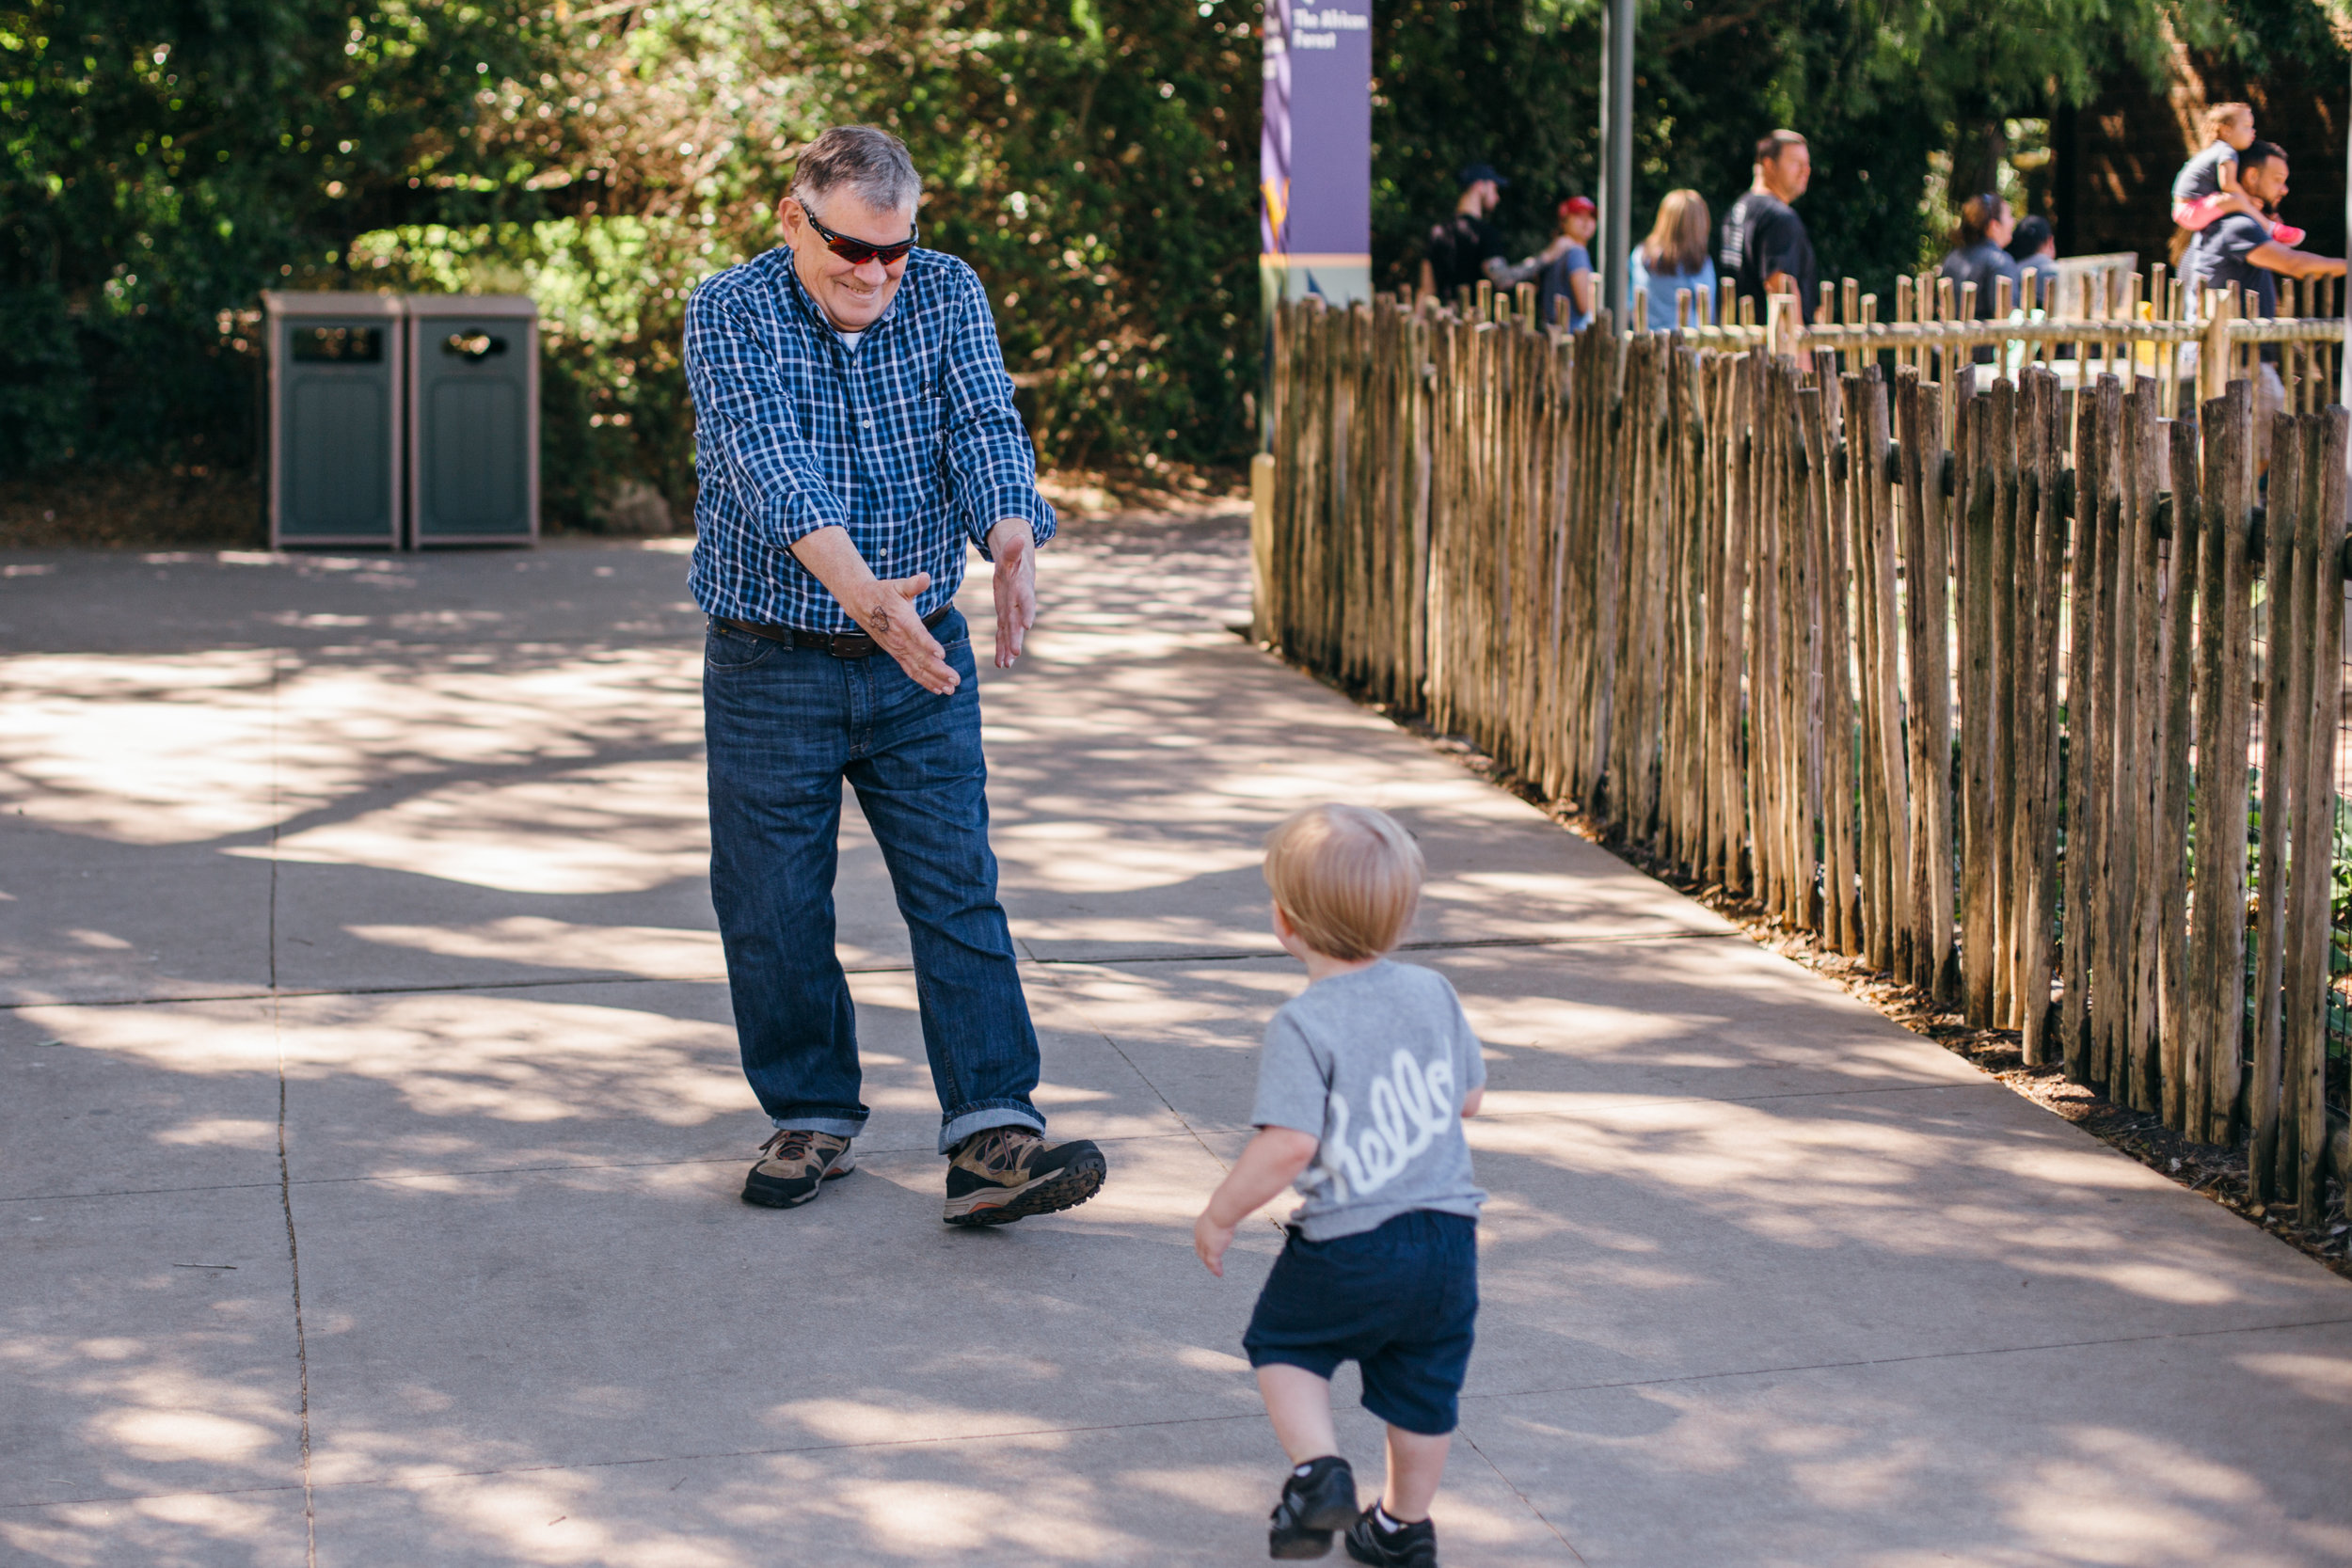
left=1194, top=804, right=1487, bottom=1565
left=2173, top=102, right=2306, bottom=250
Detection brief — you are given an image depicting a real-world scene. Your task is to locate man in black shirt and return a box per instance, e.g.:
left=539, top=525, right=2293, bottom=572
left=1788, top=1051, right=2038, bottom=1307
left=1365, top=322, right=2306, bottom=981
left=2185, top=140, right=2344, bottom=434
left=1719, top=130, right=1819, bottom=320
left=1422, top=163, right=1572, bottom=301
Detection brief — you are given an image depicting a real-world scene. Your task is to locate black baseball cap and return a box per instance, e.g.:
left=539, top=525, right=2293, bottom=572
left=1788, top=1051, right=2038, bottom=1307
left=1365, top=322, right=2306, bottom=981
left=1458, top=163, right=1507, bottom=188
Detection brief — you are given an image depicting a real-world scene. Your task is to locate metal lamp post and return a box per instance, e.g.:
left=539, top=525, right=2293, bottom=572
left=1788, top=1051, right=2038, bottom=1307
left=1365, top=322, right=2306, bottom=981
left=1597, top=0, right=1635, bottom=328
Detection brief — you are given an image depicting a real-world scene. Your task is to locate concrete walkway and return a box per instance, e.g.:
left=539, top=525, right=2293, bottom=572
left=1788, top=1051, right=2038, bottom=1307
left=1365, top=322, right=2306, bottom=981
left=3, top=516, right=2349, bottom=1567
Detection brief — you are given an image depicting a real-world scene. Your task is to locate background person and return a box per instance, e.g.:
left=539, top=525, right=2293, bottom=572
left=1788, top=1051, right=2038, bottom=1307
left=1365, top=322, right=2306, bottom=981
left=1939, top=192, right=2025, bottom=362
left=1422, top=163, right=1573, bottom=301
left=1628, top=189, right=1717, bottom=330
left=2009, top=214, right=2059, bottom=309
left=1939, top=193, right=2024, bottom=312
left=1719, top=130, right=1818, bottom=320
left=2185, top=138, right=2344, bottom=435
left=1534, top=196, right=1597, bottom=331
left=2172, top=102, right=2305, bottom=256
left=684, top=124, right=1109, bottom=1226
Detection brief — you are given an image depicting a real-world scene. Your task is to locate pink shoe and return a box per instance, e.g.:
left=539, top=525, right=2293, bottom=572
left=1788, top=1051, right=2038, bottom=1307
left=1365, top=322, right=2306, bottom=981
left=2269, top=221, right=2307, bottom=246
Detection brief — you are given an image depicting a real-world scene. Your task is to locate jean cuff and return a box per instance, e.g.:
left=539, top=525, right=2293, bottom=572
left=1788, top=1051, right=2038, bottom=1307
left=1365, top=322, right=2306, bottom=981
left=938, top=1101, right=1045, bottom=1156
left=771, top=1114, right=867, bottom=1139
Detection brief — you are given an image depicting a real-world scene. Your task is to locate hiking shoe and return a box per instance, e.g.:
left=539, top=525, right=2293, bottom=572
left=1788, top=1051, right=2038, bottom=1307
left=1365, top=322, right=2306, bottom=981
left=740, top=1129, right=855, bottom=1209
left=1344, top=1507, right=1438, bottom=1568
left=1270, top=1455, right=1359, bottom=1558
left=941, top=1126, right=1106, bottom=1225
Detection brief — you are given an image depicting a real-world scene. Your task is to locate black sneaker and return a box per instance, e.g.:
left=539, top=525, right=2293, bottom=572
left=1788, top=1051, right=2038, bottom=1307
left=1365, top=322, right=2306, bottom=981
left=740, top=1129, right=855, bottom=1208
left=1270, top=1455, right=1359, bottom=1559
left=1344, top=1507, right=1438, bottom=1568
left=941, top=1126, right=1106, bottom=1225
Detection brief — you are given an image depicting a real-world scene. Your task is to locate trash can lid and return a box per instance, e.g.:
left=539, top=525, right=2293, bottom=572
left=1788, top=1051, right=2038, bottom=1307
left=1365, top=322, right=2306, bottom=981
left=262, top=290, right=405, bottom=318
left=405, top=293, right=537, bottom=320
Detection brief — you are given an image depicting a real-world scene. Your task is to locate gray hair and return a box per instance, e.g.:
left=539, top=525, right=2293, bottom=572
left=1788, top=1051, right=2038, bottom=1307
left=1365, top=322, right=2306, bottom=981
left=790, top=125, right=921, bottom=218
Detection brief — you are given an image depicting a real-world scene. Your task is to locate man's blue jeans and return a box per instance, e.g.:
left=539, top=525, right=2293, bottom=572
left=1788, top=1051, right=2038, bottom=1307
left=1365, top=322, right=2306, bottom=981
left=703, top=609, right=1045, bottom=1155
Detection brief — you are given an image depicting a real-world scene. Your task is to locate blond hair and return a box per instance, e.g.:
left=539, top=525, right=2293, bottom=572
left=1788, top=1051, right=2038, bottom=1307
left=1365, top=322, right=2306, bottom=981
left=1263, top=804, right=1424, bottom=960
left=1641, top=189, right=1711, bottom=277
left=2202, top=102, right=2253, bottom=142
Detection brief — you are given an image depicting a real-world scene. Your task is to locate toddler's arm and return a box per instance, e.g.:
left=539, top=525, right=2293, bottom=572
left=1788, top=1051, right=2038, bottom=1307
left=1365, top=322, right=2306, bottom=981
left=1461, top=1087, right=1485, bottom=1117
left=1194, top=1127, right=1319, bottom=1276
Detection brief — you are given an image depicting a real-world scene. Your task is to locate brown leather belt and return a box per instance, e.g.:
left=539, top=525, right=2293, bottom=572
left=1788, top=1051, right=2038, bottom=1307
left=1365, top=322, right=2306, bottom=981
left=716, top=603, right=952, bottom=659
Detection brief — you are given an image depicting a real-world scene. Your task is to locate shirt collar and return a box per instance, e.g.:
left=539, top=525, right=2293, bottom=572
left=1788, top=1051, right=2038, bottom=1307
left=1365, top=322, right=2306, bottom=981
left=772, top=245, right=914, bottom=344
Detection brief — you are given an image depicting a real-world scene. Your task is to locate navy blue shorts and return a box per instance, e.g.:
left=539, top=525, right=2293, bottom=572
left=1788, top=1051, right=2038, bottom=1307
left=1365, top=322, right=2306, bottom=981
left=1242, top=1209, right=1478, bottom=1436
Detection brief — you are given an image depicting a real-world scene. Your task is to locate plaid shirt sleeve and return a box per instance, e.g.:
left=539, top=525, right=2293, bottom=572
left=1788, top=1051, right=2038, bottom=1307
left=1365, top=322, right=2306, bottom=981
left=683, top=281, right=850, bottom=550
left=937, top=264, right=1057, bottom=559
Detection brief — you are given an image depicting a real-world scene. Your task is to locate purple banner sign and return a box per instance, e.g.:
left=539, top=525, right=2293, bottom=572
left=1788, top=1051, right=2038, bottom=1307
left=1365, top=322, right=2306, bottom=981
left=1260, top=0, right=1371, bottom=305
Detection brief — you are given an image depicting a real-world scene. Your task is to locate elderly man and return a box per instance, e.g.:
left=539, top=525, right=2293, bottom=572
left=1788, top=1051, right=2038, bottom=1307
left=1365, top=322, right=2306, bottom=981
left=683, top=124, right=1106, bottom=1225
left=2185, top=138, right=2345, bottom=428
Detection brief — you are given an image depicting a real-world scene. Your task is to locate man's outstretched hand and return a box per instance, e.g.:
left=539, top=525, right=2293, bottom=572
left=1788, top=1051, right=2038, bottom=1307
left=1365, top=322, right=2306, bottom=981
left=988, top=517, right=1038, bottom=670
left=861, top=572, right=959, bottom=695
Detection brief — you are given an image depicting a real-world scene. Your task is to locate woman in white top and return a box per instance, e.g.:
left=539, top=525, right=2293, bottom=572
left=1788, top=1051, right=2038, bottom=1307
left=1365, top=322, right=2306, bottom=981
left=1627, top=189, right=1717, bottom=332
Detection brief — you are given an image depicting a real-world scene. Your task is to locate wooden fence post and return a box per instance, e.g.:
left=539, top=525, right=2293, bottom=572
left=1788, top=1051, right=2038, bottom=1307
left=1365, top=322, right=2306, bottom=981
left=1899, top=368, right=1955, bottom=995
left=2157, top=414, right=2203, bottom=1128
left=2250, top=411, right=2301, bottom=1198
left=2190, top=383, right=2257, bottom=1143
left=2284, top=408, right=2348, bottom=1208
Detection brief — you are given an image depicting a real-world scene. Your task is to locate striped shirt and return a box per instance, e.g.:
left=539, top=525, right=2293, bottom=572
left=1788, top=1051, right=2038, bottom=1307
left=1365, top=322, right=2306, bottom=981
left=683, top=245, right=1055, bottom=632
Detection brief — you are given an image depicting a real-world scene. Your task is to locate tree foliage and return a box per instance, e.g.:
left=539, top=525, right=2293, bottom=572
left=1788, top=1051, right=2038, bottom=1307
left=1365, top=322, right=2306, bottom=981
left=5, top=0, right=2339, bottom=521
left=0, top=0, right=563, bottom=475
left=3, top=0, right=1257, bottom=516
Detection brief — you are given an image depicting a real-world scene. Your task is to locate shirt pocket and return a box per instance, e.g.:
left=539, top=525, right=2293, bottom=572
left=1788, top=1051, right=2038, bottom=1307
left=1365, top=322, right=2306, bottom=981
left=901, top=381, right=946, bottom=465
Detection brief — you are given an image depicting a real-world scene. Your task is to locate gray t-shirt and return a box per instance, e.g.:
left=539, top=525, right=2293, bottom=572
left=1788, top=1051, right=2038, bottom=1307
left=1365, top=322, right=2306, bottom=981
left=2189, top=212, right=2280, bottom=362
left=1249, top=959, right=1488, bottom=1242
left=2173, top=139, right=2238, bottom=206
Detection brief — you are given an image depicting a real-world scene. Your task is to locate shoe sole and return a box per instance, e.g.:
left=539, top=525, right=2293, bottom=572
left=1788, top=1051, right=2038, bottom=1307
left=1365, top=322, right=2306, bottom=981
left=739, top=1152, right=856, bottom=1209
left=941, top=1149, right=1107, bottom=1226
left=1298, top=1496, right=1359, bottom=1531
left=1270, top=1527, right=1335, bottom=1560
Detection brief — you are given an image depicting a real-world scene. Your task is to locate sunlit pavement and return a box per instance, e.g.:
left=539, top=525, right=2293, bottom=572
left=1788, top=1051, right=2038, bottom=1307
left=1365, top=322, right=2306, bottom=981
left=4, top=518, right=2349, bottom=1567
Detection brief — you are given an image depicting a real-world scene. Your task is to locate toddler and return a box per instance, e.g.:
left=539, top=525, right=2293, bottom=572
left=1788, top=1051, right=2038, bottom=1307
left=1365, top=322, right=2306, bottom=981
left=2174, top=103, right=2305, bottom=246
left=1194, top=804, right=1486, bottom=1565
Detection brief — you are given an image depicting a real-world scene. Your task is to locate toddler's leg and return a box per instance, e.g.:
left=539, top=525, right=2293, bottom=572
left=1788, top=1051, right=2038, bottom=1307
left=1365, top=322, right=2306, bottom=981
left=1379, top=1425, right=1453, bottom=1522
left=2171, top=194, right=2233, bottom=231
left=1256, top=1363, right=1340, bottom=1462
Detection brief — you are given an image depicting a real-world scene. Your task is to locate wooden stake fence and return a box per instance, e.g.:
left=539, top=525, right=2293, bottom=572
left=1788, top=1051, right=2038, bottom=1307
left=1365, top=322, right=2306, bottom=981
left=1261, top=288, right=2350, bottom=1210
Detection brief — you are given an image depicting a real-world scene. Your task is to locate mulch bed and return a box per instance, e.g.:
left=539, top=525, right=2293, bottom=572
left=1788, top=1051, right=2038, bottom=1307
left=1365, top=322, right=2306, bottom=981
left=0, top=472, right=267, bottom=549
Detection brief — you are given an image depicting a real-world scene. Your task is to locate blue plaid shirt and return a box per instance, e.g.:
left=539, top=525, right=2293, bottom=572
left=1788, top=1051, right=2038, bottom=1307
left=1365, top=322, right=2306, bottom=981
left=684, top=245, right=1056, bottom=632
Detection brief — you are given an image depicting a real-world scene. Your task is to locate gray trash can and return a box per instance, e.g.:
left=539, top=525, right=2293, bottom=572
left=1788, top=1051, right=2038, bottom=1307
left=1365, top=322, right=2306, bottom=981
left=406, top=295, right=539, bottom=546
left=263, top=292, right=405, bottom=548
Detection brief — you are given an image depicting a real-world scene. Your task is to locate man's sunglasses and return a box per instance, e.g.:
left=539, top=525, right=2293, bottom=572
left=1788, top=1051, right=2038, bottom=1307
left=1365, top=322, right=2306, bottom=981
left=801, top=202, right=919, bottom=266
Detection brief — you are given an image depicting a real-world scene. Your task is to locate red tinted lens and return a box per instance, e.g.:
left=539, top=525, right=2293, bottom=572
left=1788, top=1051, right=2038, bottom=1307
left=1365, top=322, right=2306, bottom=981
left=827, top=236, right=914, bottom=265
